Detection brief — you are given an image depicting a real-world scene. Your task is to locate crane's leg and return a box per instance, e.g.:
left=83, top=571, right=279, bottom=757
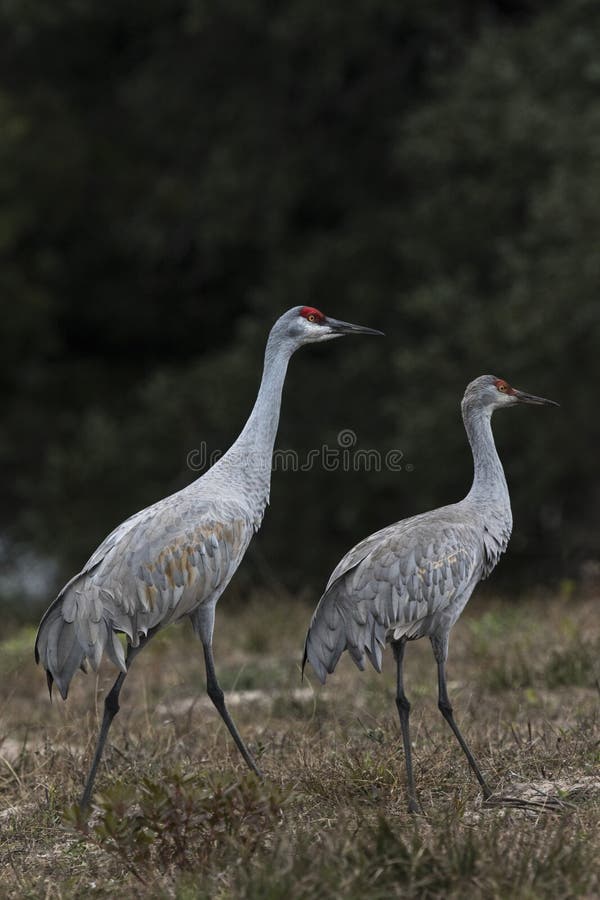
left=431, top=635, right=492, bottom=799
left=80, top=636, right=149, bottom=811
left=193, top=605, right=262, bottom=778
left=392, top=639, right=422, bottom=814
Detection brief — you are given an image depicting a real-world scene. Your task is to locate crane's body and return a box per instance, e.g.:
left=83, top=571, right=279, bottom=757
left=304, top=375, right=557, bottom=812
left=36, top=333, right=290, bottom=698
left=36, top=305, right=382, bottom=809
left=37, top=492, right=256, bottom=693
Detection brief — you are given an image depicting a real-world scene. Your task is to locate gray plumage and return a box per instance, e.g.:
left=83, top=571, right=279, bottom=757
left=304, top=375, right=557, bottom=811
left=36, top=497, right=253, bottom=696
left=35, top=305, right=382, bottom=808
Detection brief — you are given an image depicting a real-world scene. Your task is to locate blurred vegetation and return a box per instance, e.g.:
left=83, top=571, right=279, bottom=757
left=65, top=771, right=286, bottom=882
left=0, top=0, right=598, bottom=606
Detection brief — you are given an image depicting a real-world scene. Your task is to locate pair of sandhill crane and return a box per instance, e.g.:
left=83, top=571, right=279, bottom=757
left=35, top=306, right=557, bottom=812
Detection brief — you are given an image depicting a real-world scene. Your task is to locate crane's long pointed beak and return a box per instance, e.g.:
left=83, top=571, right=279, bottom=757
left=513, top=389, right=559, bottom=407
left=325, top=316, right=385, bottom=337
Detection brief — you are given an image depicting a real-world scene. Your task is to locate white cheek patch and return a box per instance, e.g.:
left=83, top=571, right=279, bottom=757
left=315, top=329, right=341, bottom=342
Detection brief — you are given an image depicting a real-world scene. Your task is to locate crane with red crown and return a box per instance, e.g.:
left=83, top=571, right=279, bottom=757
left=304, top=374, right=558, bottom=812
left=35, top=305, right=383, bottom=810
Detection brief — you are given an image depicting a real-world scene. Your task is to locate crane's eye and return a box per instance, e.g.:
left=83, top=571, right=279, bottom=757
left=300, top=306, right=325, bottom=324
left=497, top=382, right=507, bottom=392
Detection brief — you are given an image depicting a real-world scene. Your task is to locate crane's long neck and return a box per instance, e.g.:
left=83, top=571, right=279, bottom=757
left=463, top=404, right=510, bottom=510
left=210, top=331, right=295, bottom=521
left=463, top=403, right=513, bottom=572
left=234, top=335, right=293, bottom=463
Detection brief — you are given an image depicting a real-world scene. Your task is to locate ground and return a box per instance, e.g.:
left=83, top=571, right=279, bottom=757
left=0, top=587, right=598, bottom=898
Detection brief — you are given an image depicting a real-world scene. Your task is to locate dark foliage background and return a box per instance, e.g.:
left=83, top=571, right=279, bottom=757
left=0, top=0, right=598, bottom=611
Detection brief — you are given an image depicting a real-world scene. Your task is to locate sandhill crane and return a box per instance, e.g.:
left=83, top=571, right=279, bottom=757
left=36, top=306, right=383, bottom=809
left=303, top=375, right=557, bottom=812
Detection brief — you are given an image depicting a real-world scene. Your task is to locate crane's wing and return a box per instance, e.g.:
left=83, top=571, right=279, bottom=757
left=304, top=512, right=483, bottom=683
left=323, top=519, right=405, bottom=591
left=35, top=498, right=252, bottom=699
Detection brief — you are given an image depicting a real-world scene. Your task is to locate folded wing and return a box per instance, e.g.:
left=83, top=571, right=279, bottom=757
left=35, top=499, right=251, bottom=699
left=304, top=513, right=482, bottom=683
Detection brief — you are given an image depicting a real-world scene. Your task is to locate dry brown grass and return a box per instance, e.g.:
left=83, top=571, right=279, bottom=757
left=0, top=587, right=599, bottom=898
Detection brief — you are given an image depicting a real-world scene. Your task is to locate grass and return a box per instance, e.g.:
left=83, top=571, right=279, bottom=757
left=0, top=588, right=598, bottom=898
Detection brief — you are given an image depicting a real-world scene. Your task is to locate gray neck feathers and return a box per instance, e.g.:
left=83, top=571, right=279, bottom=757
left=207, top=330, right=295, bottom=519
left=233, top=333, right=294, bottom=465
left=462, top=402, right=513, bottom=571
left=463, top=404, right=509, bottom=509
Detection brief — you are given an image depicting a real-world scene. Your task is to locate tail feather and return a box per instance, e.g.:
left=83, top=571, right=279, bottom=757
left=304, top=583, right=393, bottom=682
left=38, top=612, right=85, bottom=700
left=35, top=582, right=128, bottom=701
left=303, top=589, right=352, bottom=683
left=363, top=612, right=384, bottom=673
left=105, top=627, right=127, bottom=671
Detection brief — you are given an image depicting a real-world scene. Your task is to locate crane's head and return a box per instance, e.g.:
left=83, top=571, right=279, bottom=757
left=274, top=306, right=384, bottom=346
left=463, top=375, right=559, bottom=413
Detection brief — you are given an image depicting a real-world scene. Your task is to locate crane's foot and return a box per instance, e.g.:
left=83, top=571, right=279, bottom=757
left=234, top=739, right=264, bottom=780
left=246, top=758, right=264, bottom=780
left=481, top=783, right=494, bottom=802
left=407, top=795, right=425, bottom=816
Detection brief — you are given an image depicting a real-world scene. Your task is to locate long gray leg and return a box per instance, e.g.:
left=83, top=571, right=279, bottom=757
left=202, top=640, right=262, bottom=777
left=80, top=637, right=148, bottom=811
left=193, top=605, right=262, bottom=778
left=392, top=640, right=421, bottom=814
left=431, top=636, right=491, bottom=799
